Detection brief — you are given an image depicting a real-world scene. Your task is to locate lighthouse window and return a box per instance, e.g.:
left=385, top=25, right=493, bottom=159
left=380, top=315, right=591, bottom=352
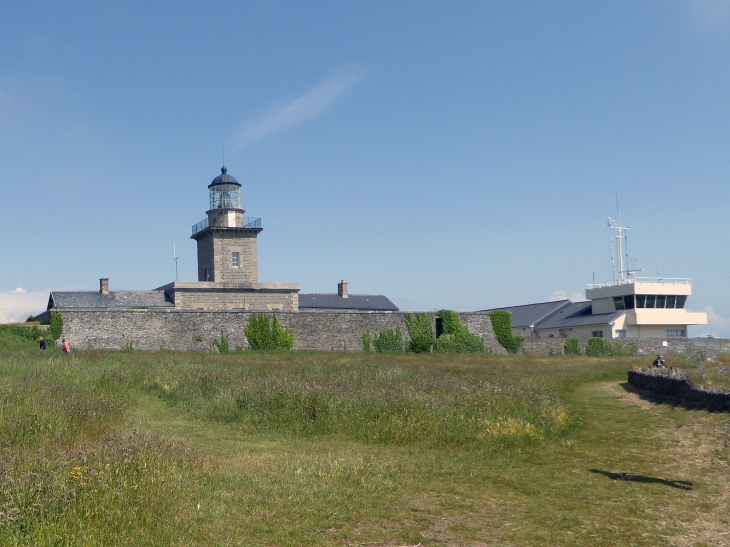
left=656, top=295, right=666, bottom=308
left=665, top=295, right=676, bottom=308
left=676, top=295, right=687, bottom=308
left=645, top=295, right=656, bottom=308
left=232, top=252, right=240, bottom=267
left=636, top=295, right=646, bottom=308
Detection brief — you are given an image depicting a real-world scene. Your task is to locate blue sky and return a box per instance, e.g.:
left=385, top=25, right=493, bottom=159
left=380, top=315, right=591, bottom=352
left=1, top=1, right=729, bottom=336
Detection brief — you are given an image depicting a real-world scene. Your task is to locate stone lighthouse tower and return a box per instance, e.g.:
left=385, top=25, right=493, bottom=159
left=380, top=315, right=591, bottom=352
left=191, top=166, right=263, bottom=284
left=157, top=166, right=299, bottom=311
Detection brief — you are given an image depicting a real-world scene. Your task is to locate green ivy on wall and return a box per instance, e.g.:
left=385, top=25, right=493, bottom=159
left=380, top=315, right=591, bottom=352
left=488, top=311, right=523, bottom=354
left=433, top=310, right=484, bottom=354
left=404, top=312, right=435, bottom=353
left=373, top=327, right=404, bottom=353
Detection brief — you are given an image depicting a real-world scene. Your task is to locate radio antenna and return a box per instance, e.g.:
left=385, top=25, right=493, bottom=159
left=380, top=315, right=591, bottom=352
left=173, top=243, right=179, bottom=282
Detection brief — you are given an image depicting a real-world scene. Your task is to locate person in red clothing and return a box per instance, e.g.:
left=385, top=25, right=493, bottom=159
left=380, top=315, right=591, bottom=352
left=62, top=338, right=71, bottom=354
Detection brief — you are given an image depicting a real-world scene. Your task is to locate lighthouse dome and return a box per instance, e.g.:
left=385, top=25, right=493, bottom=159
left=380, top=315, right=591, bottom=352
left=208, top=166, right=240, bottom=188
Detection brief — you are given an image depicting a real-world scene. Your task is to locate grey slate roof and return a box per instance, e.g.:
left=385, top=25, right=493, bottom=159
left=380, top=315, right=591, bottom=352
left=48, top=290, right=172, bottom=310
left=479, top=300, right=573, bottom=328
left=534, top=301, right=623, bottom=330
left=298, top=293, right=399, bottom=311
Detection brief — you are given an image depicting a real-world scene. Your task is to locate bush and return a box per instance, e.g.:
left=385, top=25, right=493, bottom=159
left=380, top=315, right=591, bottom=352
left=244, top=314, right=294, bottom=350
left=434, top=332, right=484, bottom=354
left=564, top=338, right=580, bottom=355
left=48, top=312, right=63, bottom=341
left=271, top=315, right=295, bottom=350
left=488, top=311, right=523, bottom=353
left=362, top=331, right=372, bottom=353
left=585, top=337, right=605, bottom=357
left=210, top=331, right=230, bottom=353
left=374, top=327, right=404, bottom=353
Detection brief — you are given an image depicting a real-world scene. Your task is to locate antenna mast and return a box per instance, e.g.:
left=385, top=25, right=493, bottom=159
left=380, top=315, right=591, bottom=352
left=173, top=243, right=179, bottom=282
left=607, top=197, right=640, bottom=282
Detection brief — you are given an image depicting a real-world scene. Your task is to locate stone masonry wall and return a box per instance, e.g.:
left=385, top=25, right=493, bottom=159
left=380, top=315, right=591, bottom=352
left=522, top=337, right=697, bottom=357
left=172, top=289, right=298, bottom=311
left=58, top=310, right=506, bottom=353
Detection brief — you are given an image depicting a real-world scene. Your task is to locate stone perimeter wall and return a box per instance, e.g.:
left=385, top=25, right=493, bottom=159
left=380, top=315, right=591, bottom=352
left=521, top=337, right=696, bottom=357
left=58, top=309, right=507, bottom=353
left=628, top=369, right=730, bottom=411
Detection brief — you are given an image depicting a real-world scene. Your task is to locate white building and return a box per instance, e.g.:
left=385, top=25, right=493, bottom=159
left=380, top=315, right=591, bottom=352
left=483, top=213, right=708, bottom=340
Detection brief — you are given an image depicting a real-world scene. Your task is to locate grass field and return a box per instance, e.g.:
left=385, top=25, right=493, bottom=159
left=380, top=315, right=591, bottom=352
left=1, top=332, right=729, bottom=546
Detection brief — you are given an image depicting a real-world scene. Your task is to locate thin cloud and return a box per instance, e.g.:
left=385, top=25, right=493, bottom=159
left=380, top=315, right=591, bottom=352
left=11, top=287, right=27, bottom=293
left=687, top=0, right=730, bottom=34
left=232, top=64, right=367, bottom=149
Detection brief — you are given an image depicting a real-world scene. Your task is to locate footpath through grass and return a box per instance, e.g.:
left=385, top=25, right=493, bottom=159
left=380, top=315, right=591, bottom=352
left=1, top=332, right=728, bottom=546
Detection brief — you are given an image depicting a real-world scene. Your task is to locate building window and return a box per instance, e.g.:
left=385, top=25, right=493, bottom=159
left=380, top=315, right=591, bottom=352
left=232, top=252, right=240, bottom=267
left=665, top=295, right=676, bottom=308
left=655, top=295, right=666, bottom=308
left=666, top=329, right=686, bottom=337
left=623, top=295, right=635, bottom=309
left=616, top=330, right=626, bottom=338
left=613, top=296, right=625, bottom=310
left=645, top=295, right=656, bottom=308
left=636, top=295, right=646, bottom=308
left=676, top=295, right=687, bottom=309
left=591, top=330, right=603, bottom=338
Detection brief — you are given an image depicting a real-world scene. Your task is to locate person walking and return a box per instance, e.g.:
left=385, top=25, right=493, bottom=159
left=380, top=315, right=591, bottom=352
left=62, top=338, right=71, bottom=354
left=39, top=336, right=47, bottom=352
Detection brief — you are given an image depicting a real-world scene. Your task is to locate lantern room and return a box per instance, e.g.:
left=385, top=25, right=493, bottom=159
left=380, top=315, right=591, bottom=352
left=208, top=166, right=241, bottom=210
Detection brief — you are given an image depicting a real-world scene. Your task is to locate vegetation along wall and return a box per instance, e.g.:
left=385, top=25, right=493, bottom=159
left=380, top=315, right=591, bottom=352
left=56, top=310, right=507, bottom=353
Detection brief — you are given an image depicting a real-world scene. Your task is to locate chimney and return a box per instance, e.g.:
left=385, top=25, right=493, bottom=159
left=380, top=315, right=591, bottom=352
left=100, top=278, right=109, bottom=295
left=338, top=280, right=348, bottom=298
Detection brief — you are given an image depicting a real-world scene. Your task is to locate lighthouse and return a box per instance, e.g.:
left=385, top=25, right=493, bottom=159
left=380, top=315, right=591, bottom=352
left=190, top=166, right=263, bottom=284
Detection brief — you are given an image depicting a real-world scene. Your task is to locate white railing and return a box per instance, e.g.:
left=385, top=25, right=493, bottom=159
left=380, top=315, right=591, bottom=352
left=586, top=277, right=691, bottom=289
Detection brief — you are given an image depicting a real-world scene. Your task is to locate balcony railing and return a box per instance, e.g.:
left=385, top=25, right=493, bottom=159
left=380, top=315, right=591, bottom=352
left=192, top=217, right=262, bottom=236
left=192, top=218, right=209, bottom=235
left=586, top=277, right=691, bottom=289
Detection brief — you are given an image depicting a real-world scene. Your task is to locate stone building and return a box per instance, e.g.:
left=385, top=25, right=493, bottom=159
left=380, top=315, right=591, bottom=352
left=39, top=166, right=398, bottom=318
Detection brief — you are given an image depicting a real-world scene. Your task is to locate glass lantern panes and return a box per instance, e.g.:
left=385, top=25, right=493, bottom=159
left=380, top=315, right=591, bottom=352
left=209, top=184, right=241, bottom=209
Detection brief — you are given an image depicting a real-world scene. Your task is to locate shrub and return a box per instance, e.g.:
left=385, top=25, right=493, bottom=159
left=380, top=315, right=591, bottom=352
left=26, top=315, right=35, bottom=322
left=211, top=331, right=230, bottom=353
left=564, top=338, right=580, bottom=355
left=374, top=327, right=405, bottom=353
left=585, top=337, right=605, bottom=357
left=488, top=311, right=523, bottom=353
left=603, top=340, right=638, bottom=356
left=271, top=315, right=295, bottom=350
left=48, top=312, right=63, bottom=342
left=362, top=331, right=372, bottom=353
left=244, top=314, right=294, bottom=350
left=434, top=332, right=484, bottom=354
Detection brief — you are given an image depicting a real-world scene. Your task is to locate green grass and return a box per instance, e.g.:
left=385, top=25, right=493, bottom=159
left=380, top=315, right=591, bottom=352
left=1, top=331, right=729, bottom=545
